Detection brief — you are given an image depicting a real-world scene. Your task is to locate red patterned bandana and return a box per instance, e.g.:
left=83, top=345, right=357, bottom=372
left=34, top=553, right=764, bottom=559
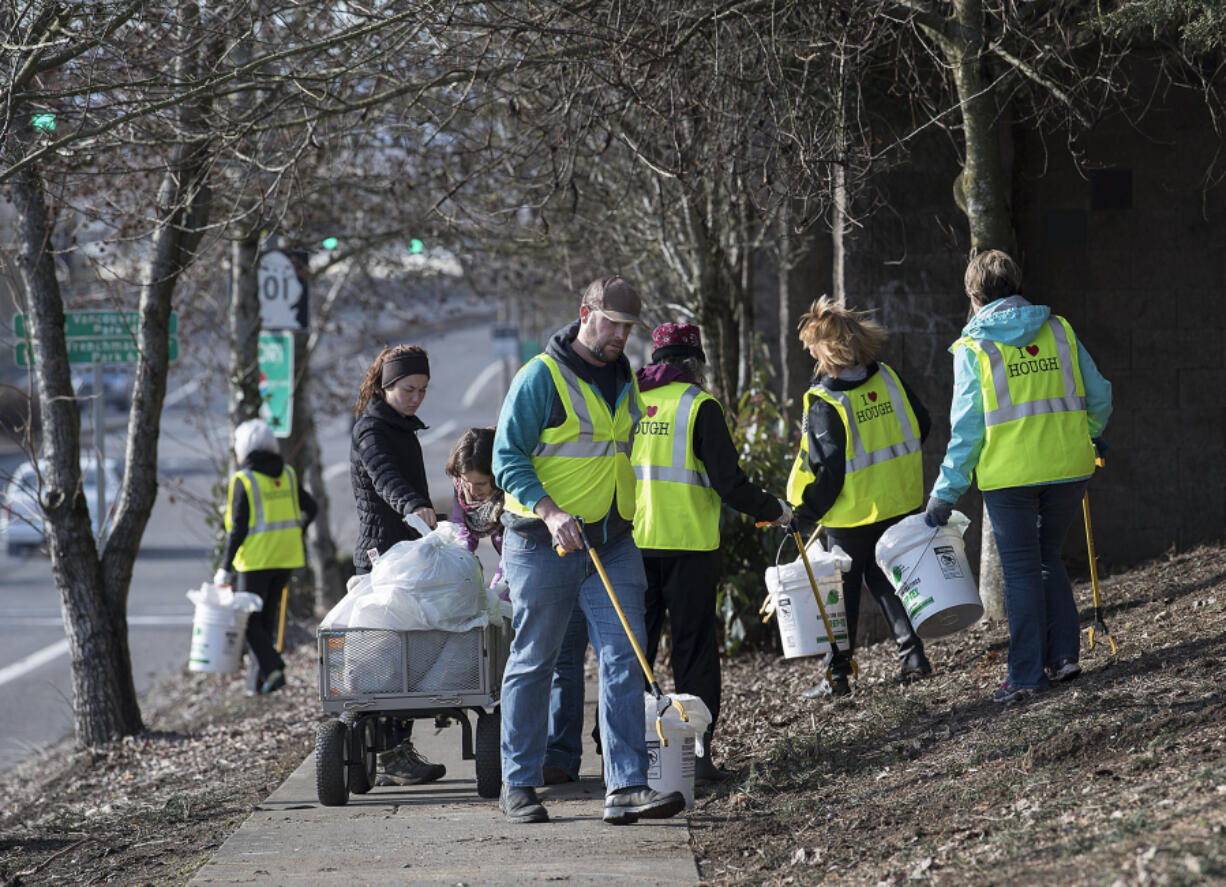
left=650, top=322, right=705, bottom=364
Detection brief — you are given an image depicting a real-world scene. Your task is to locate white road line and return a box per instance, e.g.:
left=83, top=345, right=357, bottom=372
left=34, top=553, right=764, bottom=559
left=462, top=360, right=505, bottom=408
left=323, top=461, right=349, bottom=482
left=0, top=638, right=70, bottom=688
left=1, top=615, right=193, bottom=628
left=164, top=376, right=203, bottom=407
left=418, top=419, right=459, bottom=448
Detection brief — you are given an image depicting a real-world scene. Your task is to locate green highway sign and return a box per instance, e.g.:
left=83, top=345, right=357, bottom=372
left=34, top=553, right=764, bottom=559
left=14, top=310, right=178, bottom=339
left=258, top=330, right=294, bottom=437
left=17, top=337, right=179, bottom=367
left=14, top=310, right=179, bottom=367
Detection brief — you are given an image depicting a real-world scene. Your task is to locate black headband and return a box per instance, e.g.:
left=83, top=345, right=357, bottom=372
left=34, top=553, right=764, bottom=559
left=652, top=343, right=706, bottom=364
left=382, top=353, right=430, bottom=388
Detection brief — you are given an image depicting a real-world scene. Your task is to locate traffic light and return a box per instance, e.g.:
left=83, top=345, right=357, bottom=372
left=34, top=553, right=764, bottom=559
left=321, top=236, right=339, bottom=250
left=409, top=238, right=424, bottom=254
left=32, top=112, right=56, bottom=132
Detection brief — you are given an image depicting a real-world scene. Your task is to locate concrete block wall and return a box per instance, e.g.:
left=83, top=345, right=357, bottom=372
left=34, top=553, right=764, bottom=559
left=754, top=71, right=1225, bottom=574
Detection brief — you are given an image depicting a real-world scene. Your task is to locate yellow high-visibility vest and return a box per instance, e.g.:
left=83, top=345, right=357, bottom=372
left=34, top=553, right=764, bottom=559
left=226, top=466, right=305, bottom=571
left=631, top=382, right=722, bottom=551
left=958, top=315, right=1095, bottom=490
left=503, top=354, right=640, bottom=523
left=787, top=363, right=923, bottom=527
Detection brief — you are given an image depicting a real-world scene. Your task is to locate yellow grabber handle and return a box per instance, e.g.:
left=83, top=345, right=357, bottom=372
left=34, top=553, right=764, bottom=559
left=757, top=524, right=823, bottom=623
left=758, top=519, right=857, bottom=680
left=275, top=584, right=289, bottom=653
left=1083, top=460, right=1117, bottom=656
left=556, top=520, right=687, bottom=745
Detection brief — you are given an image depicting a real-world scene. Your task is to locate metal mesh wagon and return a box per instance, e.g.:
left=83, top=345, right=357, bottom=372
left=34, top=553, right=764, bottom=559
left=312, top=619, right=511, bottom=806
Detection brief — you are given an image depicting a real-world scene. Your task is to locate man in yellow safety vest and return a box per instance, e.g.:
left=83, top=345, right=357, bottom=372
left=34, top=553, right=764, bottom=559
left=492, top=276, right=686, bottom=826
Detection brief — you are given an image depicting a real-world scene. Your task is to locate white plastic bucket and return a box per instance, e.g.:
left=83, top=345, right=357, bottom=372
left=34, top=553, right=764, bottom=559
left=644, top=694, right=711, bottom=809
left=646, top=734, right=695, bottom=809
left=765, top=545, right=851, bottom=658
left=185, top=583, right=264, bottom=674
left=188, top=604, right=249, bottom=673
left=875, top=511, right=983, bottom=640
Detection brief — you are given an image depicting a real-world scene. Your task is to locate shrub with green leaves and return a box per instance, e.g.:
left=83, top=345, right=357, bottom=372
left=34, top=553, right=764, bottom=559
left=716, top=352, right=800, bottom=654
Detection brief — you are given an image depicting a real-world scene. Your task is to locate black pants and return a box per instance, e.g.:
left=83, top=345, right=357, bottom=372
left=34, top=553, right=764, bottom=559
left=643, top=551, right=722, bottom=738
left=824, top=518, right=924, bottom=678
left=237, top=569, right=290, bottom=693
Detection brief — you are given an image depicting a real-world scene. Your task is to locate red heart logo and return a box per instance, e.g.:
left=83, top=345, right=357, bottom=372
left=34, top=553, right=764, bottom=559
left=1026, top=345, right=1039, bottom=356
left=868, top=391, right=877, bottom=402
left=646, top=405, right=658, bottom=417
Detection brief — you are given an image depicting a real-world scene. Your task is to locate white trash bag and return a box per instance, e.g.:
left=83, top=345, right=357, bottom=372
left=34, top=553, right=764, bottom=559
left=352, top=520, right=489, bottom=632
left=186, top=582, right=264, bottom=615
left=319, top=572, right=373, bottom=631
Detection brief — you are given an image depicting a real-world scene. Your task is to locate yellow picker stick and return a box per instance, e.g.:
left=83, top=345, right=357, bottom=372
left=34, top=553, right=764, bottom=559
left=275, top=584, right=289, bottom=654
left=556, top=520, right=688, bottom=745
left=759, top=525, right=823, bottom=624
left=758, top=519, right=857, bottom=681
left=1082, top=490, right=1117, bottom=656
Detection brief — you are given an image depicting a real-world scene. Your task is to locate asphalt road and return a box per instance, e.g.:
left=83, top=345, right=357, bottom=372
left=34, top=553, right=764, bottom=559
left=0, top=319, right=525, bottom=774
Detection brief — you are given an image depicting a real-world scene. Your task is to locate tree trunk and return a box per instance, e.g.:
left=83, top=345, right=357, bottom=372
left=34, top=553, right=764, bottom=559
left=228, top=230, right=263, bottom=427
left=939, top=0, right=1017, bottom=621
left=10, top=155, right=144, bottom=743
left=299, top=367, right=346, bottom=614
left=777, top=205, right=793, bottom=422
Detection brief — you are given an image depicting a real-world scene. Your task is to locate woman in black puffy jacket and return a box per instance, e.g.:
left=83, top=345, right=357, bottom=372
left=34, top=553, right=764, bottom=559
left=350, top=344, right=438, bottom=574
left=348, top=343, right=444, bottom=785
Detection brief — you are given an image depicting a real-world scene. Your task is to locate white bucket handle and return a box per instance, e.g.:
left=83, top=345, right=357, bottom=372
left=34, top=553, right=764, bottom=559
left=893, top=523, right=943, bottom=592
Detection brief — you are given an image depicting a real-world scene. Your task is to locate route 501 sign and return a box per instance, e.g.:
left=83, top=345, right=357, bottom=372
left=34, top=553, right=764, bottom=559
left=257, top=249, right=308, bottom=330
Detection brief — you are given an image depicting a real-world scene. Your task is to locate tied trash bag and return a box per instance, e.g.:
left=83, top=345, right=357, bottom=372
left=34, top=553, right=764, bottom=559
left=353, top=520, right=492, bottom=632
left=186, top=582, right=264, bottom=615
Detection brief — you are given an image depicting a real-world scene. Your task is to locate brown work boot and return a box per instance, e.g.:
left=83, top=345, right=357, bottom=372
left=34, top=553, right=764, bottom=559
left=375, top=740, right=446, bottom=786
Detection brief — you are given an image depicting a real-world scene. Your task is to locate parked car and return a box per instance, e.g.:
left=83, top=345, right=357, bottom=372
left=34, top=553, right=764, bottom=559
left=0, top=456, right=122, bottom=556
left=72, top=367, right=133, bottom=411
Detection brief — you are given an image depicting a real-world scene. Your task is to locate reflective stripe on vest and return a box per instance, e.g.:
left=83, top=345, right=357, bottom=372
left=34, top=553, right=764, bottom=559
left=786, top=363, right=923, bottom=528
left=823, top=368, right=921, bottom=473
left=980, top=317, right=1086, bottom=426
left=961, top=315, right=1096, bottom=490
left=631, top=382, right=721, bottom=551
left=503, top=355, right=639, bottom=522
left=228, top=466, right=305, bottom=571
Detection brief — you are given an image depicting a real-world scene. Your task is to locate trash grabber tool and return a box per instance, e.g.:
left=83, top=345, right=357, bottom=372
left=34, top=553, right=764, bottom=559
left=275, top=584, right=289, bottom=654
left=556, top=518, right=688, bottom=744
left=759, top=523, right=824, bottom=624
left=758, top=518, right=857, bottom=683
left=1083, top=448, right=1116, bottom=655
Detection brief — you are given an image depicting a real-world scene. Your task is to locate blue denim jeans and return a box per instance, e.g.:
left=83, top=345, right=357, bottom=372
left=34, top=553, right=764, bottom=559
left=982, top=480, right=1087, bottom=690
left=543, top=604, right=588, bottom=779
left=500, top=530, right=649, bottom=792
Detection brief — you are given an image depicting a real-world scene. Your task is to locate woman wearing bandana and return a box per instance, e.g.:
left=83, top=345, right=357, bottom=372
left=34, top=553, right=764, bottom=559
left=349, top=343, right=444, bottom=784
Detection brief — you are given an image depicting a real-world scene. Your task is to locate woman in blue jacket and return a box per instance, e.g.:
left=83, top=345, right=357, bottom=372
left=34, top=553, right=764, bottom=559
left=925, top=251, right=1112, bottom=703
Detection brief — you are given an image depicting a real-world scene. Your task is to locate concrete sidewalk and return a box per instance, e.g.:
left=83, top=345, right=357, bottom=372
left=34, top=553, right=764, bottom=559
left=190, top=680, right=700, bottom=886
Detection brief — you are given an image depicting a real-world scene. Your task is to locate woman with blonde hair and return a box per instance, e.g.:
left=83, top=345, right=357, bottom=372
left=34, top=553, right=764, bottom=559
left=349, top=343, right=444, bottom=784
left=787, top=296, right=932, bottom=698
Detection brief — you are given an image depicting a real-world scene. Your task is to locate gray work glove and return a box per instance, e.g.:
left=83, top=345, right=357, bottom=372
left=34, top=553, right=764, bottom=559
left=923, top=497, right=954, bottom=528
left=772, top=498, right=794, bottom=528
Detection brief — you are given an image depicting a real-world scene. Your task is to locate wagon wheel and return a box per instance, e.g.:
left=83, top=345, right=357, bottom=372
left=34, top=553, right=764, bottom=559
left=474, top=708, right=502, bottom=799
left=315, top=719, right=350, bottom=806
left=348, top=717, right=377, bottom=795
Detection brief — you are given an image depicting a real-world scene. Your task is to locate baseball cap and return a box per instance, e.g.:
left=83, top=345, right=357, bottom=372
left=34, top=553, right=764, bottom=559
left=582, top=276, right=647, bottom=327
